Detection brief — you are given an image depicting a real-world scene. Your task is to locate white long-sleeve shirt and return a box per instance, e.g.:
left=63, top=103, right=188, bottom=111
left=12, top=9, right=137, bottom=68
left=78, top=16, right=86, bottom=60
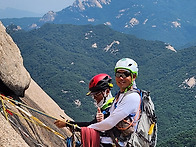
left=88, top=91, right=140, bottom=131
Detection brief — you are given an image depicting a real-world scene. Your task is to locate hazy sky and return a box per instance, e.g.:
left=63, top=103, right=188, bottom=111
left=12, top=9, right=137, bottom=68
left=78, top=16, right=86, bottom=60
left=0, top=0, right=76, bottom=14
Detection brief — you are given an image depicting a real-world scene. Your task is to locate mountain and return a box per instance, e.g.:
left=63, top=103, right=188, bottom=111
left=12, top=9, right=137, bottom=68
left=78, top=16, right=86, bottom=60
left=52, top=0, right=196, bottom=48
left=0, top=17, right=40, bottom=30
left=0, top=7, right=42, bottom=19
left=181, top=39, right=196, bottom=49
left=7, top=23, right=196, bottom=145
left=2, top=0, right=196, bottom=48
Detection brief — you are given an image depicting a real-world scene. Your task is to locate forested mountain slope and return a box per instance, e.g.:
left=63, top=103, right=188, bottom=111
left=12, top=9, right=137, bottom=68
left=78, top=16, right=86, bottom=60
left=8, top=23, right=196, bottom=145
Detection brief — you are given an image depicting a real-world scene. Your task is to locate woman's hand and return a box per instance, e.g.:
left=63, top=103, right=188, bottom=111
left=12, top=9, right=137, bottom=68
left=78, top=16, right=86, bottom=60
left=54, top=120, right=66, bottom=128
left=96, top=107, right=104, bottom=122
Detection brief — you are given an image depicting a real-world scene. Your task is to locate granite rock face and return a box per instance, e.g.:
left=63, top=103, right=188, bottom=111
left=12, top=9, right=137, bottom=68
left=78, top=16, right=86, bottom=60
left=0, top=21, right=31, bottom=96
left=0, top=22, right=72, bottom=146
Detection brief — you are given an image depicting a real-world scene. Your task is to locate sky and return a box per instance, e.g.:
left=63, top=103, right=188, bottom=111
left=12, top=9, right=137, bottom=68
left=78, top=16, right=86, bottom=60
left=0, top=0, right=76, bottom=15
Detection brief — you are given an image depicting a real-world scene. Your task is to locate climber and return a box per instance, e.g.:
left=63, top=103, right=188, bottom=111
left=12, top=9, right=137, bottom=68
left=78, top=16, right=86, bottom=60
left=88, top=58, right=140, bottom=146
left=54, top=73, right=114, bottom=146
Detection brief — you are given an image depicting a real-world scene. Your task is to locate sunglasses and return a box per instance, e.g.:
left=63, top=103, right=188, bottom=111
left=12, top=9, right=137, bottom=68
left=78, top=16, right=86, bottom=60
left=90, top=91, right=103, bottom=98
left=115, top=71, right=131, bottom=78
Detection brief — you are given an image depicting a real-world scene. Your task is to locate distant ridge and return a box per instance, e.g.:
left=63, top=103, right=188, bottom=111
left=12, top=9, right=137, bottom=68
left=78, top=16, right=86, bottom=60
left=37, top=0, right=196, bottom=48
left=0, top=7, right=42, bottom=19
left=1, top=0, right=196, bottom=48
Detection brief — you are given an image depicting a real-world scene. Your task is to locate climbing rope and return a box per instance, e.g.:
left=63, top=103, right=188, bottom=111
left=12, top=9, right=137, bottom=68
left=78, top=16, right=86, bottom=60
left=0, top=94, right=80, bottom=130
left=0, top=94, right=82, bottom=146
left=0, top=108, right=43, bottom=146
left=0, top=96, right=8, bottom=120
left=0, top=96, right=44, bottom=146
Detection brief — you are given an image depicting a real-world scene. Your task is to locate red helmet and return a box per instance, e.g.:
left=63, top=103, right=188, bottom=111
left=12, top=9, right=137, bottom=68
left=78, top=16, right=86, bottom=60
left=86, top=73, right=113, bottom=96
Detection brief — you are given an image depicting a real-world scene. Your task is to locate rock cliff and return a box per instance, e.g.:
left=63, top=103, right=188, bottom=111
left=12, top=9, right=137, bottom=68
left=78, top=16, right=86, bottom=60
left=0, top=21, right=72, bottom=147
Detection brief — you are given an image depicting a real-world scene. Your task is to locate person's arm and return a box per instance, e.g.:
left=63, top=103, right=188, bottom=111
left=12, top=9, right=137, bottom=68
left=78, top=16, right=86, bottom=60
left=54, top=117, right=97, bottom=128
left=70, top=107, right=109, bottom=127
left=69, top=106, right=110, bottom=127
left=88, top=93, right=140, bottom=131
left=88, top=106, right=128, bottom=131
left=69, top=118, right=97, bottom=127
left=55, top=109, right=109, bottom=128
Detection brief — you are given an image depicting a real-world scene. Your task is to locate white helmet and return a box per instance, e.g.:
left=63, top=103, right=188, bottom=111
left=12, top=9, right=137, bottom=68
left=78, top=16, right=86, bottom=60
left=115, top=58, right=138, bottom=77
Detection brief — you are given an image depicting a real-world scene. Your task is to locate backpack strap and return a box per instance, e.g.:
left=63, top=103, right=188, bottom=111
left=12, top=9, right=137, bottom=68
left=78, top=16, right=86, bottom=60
left=108, top=130, right=121, bottom=147
left=115, top=89, right=142, bottom=130
left=107, top=89, right=142, bottom=146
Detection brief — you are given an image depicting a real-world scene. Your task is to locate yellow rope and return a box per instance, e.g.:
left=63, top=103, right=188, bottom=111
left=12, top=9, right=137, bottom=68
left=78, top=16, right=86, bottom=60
left=0, top=96, right=8, bottom=121
left=1, top=94, right=80, bottom=130
left=1, top=94, right=83, bottom=142
left=6, top=108, right=35, bottom=123
left=7, top=108, right=66, bottom=140
left=30, top=116, right=66, bottom=140
left=1, top=94, right=66, bottom=140
left=2, top=94, right=61, bottom=120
